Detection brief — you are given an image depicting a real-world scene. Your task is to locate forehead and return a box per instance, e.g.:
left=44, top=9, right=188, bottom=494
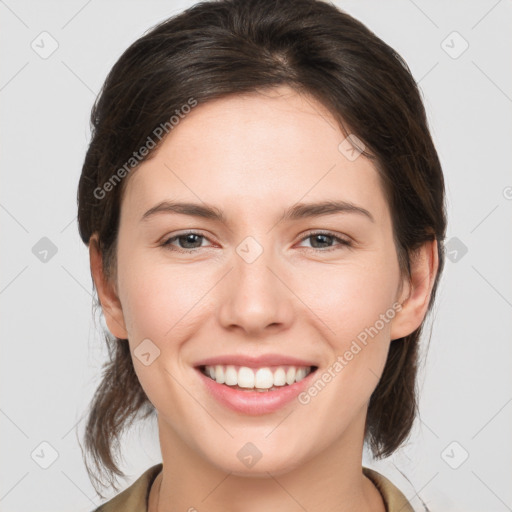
left=121, top=86, right=389, bottom=224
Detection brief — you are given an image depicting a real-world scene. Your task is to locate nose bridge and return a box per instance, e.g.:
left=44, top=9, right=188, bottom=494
left=217, top=235, right=293, bottom=334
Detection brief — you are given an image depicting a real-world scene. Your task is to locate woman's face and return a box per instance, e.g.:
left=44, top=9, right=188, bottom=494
left=105, top=86, right=411, bottom=475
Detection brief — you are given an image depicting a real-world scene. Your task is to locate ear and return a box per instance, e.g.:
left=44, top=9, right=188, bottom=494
left=390, top=239, right=439, bottom=341
left=89, top=233, right=128, bottom=339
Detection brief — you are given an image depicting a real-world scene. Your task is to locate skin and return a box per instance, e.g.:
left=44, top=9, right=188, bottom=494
left=90, top=85, right=438, bottom=512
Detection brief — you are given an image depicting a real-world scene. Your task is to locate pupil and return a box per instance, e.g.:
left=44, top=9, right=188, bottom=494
left=312, top=234, right=331, bottom=248
left=181, top=234, right=202, bottom=248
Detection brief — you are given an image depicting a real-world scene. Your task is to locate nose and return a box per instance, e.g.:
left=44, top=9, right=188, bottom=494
left=217, top=243, right=295, bottom=337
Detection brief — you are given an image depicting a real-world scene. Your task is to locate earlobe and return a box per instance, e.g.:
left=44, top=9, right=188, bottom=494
left=390, top=239, right=439, bottom=341
left=89, top=234, right=128, bottom=340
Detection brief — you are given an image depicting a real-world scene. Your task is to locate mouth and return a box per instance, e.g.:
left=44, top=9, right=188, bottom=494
left=197, top=364, right=319, bottom=392
left=193, top=354, right=320, bottom=414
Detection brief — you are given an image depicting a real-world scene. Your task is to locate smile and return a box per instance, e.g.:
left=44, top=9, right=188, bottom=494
left=200, top=364, right=316, bottom=392
left=195, top=363, right=319, bottom=415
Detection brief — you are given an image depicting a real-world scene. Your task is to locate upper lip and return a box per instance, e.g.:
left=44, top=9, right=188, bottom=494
left=194, top=354, right=317, bottom=369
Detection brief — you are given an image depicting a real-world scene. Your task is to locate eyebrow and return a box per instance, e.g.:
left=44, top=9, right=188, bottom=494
left=141, top=199, right=375, bottom=224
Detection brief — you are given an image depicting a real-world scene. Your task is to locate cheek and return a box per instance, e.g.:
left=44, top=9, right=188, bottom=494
left=294, top=259, right=401, bottom=420
left=119, top=262, right=202, bottom=342
left=299, top=255, right=400, bottom=340
left=115, top=255, right=203, bottom=404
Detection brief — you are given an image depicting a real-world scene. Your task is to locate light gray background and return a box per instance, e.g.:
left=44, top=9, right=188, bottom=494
left=1, top=1, right=511, bottom=511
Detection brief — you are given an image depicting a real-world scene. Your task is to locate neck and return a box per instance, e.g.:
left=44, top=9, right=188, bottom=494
left=149, top=416, right=385, bottom=512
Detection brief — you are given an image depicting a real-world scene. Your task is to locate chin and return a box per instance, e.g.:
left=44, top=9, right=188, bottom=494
left=208, top=446, right=308, bottom=478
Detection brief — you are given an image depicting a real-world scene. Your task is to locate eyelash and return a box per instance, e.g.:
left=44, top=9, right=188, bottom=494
left=161, top=230, right=353, bottom=253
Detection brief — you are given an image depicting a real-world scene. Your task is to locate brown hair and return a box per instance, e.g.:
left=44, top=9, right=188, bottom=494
left=77, top=0, right=446, bottom=497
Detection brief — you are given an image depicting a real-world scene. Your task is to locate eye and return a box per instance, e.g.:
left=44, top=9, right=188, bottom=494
left=160, top=229, right=353, bottom=254
left=296, top=230, right=353, bottom=252
left=161, top=231, right=212, bottom=253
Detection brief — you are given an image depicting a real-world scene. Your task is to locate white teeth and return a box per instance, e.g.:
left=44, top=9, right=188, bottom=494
left=202, top=364, right=313, bottom=390
left=224, top=365, right=237, bottom=386
left=254, top=368, right=274, bottom=389
left=215, top=365, right=225, bottom=384
left=273, top=367, right=286, bottom=386
left=238, top=367, right=255, bottom=388
left=286, top=367, right=296, bottom=385
left=295, top=367, right=306, bottom=382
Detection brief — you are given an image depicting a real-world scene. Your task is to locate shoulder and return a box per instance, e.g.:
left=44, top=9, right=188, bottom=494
left=91, top=463, right=163, bottom=512
left=362, top=466, right=414, bottom=512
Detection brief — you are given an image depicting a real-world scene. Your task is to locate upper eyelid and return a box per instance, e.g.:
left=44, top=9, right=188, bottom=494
left=296, top=231, right=353, bottom=249
left=299, top=229, right=351, bottom=241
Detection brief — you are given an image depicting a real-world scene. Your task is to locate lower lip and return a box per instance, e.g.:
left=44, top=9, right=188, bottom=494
left=196, top=368, right=317, bottom=415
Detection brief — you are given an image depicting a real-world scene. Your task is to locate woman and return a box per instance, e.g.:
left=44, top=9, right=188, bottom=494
left=77, top=0, right=446, bottom=510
